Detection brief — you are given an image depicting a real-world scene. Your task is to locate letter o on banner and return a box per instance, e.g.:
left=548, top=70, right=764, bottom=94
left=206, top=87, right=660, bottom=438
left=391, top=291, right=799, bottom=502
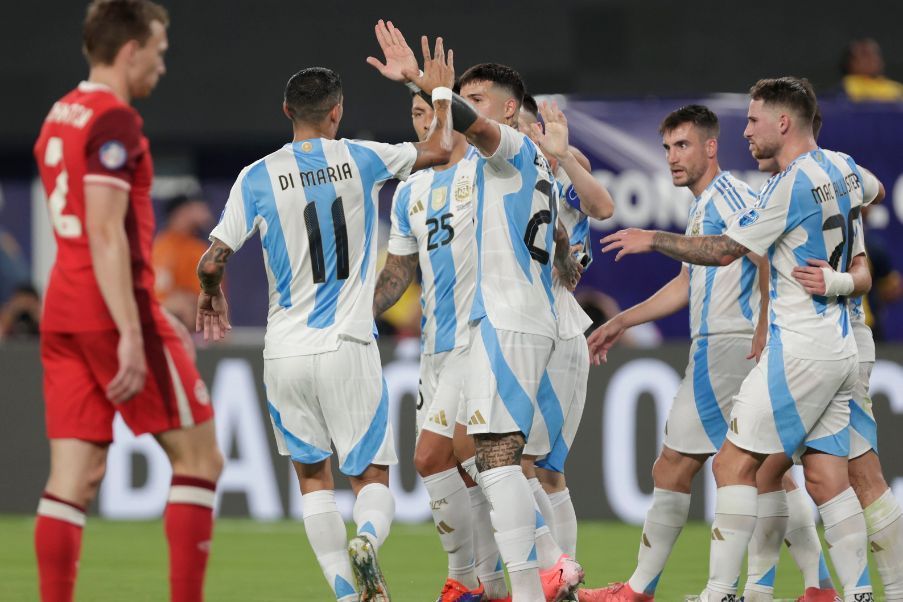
left=602, top=358, right=679, bottom=524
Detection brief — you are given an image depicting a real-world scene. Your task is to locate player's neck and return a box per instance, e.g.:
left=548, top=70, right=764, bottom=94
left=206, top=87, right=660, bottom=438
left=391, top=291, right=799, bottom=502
left=86, top=66, right=131, bottom=104
left=689, top=162, right=721, bottom=197
left=292, top=124, right=332, bottom=142
left=776, top=136, right=817, bottom=171
left=432, top=137, right=469, bottom=172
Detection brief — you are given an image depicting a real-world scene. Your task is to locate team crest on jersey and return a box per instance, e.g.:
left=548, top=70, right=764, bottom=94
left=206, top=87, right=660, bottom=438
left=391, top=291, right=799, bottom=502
left=738, top=208, right=760, bottom=228
left=431, top=188, right=448, bottom=211
left=454, top=177, right=473, bottom=204
left=194, top=379, right=210, bottom=405
left=691, top=210, right=702, bottom=236
left=99, top=141, right=127, bottom=170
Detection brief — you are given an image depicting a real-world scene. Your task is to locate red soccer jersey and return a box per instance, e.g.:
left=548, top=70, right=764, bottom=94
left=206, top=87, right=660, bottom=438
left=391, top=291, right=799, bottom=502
left=34, top=81, right=160, bottom=332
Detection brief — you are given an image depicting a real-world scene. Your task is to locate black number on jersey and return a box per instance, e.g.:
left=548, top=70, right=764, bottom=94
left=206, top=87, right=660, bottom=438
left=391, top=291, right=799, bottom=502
left=523, top=179, right=555, bottom=264
left=822, top=205, right=861, bottom=272
left=426, top=212, right=455, bottom=251
left=303, top=197, right=350, bottom=284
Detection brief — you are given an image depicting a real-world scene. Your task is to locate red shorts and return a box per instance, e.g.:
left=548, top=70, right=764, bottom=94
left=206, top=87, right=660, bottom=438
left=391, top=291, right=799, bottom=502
left=41, top=316, right=214, bottom=442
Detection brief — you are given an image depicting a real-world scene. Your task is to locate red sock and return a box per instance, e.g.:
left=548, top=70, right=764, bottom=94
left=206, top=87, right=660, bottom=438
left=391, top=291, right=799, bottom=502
left=35, top=492, right=86, bottom=602
left=165, top=475, right=217, bottom=602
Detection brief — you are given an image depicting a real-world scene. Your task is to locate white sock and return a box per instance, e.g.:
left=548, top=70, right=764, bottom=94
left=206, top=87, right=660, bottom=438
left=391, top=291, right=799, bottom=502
left=481, top=465, right=542, bottom=600
left=785, top=487, right=834, bottom=590
left=352, top=483, right=394, bottom=549
left=705, top=485, right=758, bottom=598
left=548, top=488, right=578, bottom=558
left=819, top=487, right=872, bottom=600
left=744, top=491, right=789, bottom=599
left=461, top=456, right=481, bottom=485
left=422, top=468, right=478, bottom=589
left=529, top=477, right=563, bottom=569
left=469, top=486, right=507, bottom=599
left=627, top=487, right=690, bottom=596
left=864, top=488, right=903, bottom=600
left=302, top=490, right=358, bottom=602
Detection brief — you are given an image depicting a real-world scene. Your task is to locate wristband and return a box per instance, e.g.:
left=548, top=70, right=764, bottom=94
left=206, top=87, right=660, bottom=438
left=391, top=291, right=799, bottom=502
left=821, top=268, right=855, bottom=296
left=432, top=86, right=453, bottom=102
left=405, top=71, right=424, bottom=94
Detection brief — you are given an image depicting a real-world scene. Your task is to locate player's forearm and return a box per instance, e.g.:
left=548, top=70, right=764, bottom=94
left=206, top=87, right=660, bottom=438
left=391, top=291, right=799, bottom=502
left=849, top=254, right=872, bottom=296
left=652, top=232, right=748, bottom=266
left=197, top=239, right=233, bottom=295
left=617, top=270, right=689, bottom=328
left=558, top=152, right=614, bottom=220
left=88, top=222, right=142, bottom=337
left=373, top=253, right=418, bottom=316
left=752, top=253, right=770, bottom=335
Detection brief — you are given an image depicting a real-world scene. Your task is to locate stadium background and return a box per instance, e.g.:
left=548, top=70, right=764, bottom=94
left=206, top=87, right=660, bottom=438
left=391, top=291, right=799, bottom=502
left=1, top=1, right=903, bottom=598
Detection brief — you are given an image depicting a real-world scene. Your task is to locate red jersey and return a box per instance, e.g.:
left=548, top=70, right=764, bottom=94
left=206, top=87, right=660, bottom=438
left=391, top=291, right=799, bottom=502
left=34, top=81, right=160, bottom=332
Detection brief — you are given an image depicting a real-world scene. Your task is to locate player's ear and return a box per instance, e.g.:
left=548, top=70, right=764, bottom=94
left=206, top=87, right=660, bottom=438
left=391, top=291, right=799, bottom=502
left=504, top=99, right=518, bottom=123
left=118, top=39, right=141, bottom=66
left=329, top=102, right=343, bottom=125
left=707, top=137, right=718, bottom=158
left=282, top=102, right=294, bottom=122
left=778, top=113, right=790, bottom=135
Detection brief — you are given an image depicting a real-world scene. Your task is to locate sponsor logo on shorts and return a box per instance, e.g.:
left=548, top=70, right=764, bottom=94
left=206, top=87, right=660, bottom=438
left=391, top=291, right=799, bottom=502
left=194, top=380, right=210, bottom=405
left=729, top=417, right=739, bottom=434
left=430, top=410, right=448, bottom=427
left=467, top=410, right=487, bottom=426
left=99, top=140, right=127, bottom=170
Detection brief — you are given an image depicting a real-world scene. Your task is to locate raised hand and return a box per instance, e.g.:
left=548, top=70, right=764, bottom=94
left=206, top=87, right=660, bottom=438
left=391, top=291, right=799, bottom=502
left=403, top=35, right=455, bottom=95
left=366, top=19, right=419, bottom=82
left=532, top=100, right=569, bottom=161
left=600, top=228, right=656, bottom=261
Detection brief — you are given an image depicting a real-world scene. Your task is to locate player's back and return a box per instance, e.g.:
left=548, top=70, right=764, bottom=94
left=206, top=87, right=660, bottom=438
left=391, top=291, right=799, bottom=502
left=34, top=82, right=156, bottom=332
left=470, top=124, right=558, bottom=339
left=756, top=148, right=875, bottom=359
left=211, top=137, right=416, bottom=358
left=685, top=171, right=760, bottom=339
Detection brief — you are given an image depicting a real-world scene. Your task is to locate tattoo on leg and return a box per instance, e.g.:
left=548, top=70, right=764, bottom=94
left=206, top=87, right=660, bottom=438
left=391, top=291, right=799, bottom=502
left=474, top=433, right=525, bottom=472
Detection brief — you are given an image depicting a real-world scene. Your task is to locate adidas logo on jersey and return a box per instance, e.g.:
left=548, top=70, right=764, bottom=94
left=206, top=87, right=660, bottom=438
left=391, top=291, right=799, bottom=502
left=467, top=411, right=487, bottom=426
left=409, top=199, right=425, bottom=216
left=430, top=410, right=448, bottom=427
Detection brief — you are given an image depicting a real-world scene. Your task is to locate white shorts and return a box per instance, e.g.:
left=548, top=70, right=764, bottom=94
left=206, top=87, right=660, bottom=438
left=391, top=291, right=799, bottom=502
left=263, top=340, right=398, bottom=476
left=535, top=334, right=590, bottom=473
left=664, top=336, right=755, bottom=455
left=417, top=346, right=469, bottom=440
left=465, top=318, right=554, bottom=456
left=849, top=361, right=877, bottom=459
left=727, top=342, right=858, bottom=458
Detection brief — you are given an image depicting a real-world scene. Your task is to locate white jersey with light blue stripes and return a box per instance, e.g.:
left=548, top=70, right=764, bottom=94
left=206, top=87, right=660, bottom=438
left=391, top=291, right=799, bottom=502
left=211, top=138, right=417, bottom=358
left=387, top=147, right=479, bottom=354
left=726, top=149, right=881, bottom=361
left=684, top=171, right=760, bottom=339
left=554, top=167, right=592, bottom=340
left=849, top=214, right=876, bottom=363
left=471, top=124, right=558, bottom=340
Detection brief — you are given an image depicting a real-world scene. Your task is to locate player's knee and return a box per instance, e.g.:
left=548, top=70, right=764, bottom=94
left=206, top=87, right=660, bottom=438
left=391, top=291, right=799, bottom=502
left=413, top=443, right=453, bottom=477
left=652, top=448, right=701, bottom=492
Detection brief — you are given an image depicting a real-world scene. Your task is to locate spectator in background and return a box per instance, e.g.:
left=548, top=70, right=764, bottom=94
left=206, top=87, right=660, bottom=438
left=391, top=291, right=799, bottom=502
left=153, top=194, right=214, bottom=329
left=0, top=284, right=41, bottom=339
left=0, top=230, right=31, bottom=305
left=841, top=38, right=903, bottom=102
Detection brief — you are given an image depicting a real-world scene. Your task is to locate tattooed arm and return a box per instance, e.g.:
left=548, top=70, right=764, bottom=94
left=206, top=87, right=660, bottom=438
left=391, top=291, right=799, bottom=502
left=196, top=237, right=233, bottom=341
left=373, top=252, right=419, bottom=317
left=600, top=228, right=750, bottom=266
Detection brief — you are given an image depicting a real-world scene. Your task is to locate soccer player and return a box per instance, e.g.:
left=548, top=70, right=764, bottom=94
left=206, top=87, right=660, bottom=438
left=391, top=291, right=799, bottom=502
left=518, top=95, right=615, bottom=561
left=195, top=50, right=453, bottom=600
left=583, top=105, right=765, bottom=601
left=372, top=90, right=484, bottom=601
left=601, top=77, right=881, bottom=602
left=367, top=21, right=579, bottom=601
left=32, top=2, right=223, bottom=601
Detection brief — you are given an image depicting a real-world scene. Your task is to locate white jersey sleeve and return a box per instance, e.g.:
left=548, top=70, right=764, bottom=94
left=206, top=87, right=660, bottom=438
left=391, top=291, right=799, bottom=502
left=387, top=179, right=419, bottom=256
left=210, top=164, right=261, bottom=252
left=725, top=171, right=797, bottom=256
left=480, top=124, right=526, bottom=171
left=346, top=140, right=418, bottom=182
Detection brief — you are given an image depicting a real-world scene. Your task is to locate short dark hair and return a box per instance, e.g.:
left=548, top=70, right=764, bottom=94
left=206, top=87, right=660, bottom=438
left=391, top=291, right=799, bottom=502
left=284, top=67, right=343, bottom=124
left=521, top=94, right=538, bottom=119
left=749, top=77, right=817, bottom=127
left=83, top=0, right=169, bottom=66
left=458, top=63, right=525, bottom=107
left=659, top=104, right=719, bottom=139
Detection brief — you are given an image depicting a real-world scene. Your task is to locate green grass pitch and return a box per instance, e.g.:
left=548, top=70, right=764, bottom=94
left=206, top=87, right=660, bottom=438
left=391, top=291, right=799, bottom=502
left=0, top=516, right=885, bottom=601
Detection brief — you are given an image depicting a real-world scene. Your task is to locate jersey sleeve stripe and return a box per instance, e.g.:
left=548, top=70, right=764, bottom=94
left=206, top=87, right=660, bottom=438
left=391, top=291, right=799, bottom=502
left=84, top=173, right=131, bottom=191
